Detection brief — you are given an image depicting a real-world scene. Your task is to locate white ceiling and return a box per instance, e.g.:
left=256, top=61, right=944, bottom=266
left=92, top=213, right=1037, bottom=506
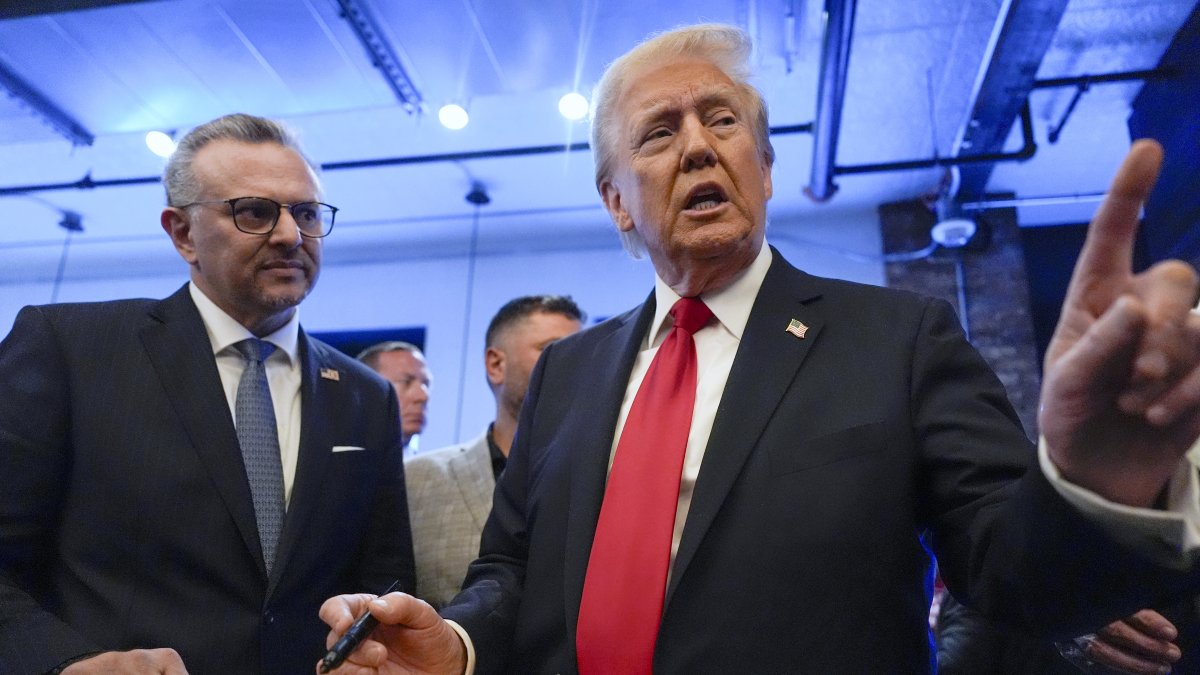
left=0, top=0, right=1194, bottom=282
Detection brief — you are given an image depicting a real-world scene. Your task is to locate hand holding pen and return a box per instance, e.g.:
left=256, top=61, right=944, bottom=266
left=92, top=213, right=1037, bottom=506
left=316, top=586, right=468, bottom=674
left=320, top=580, right=403, bottom=672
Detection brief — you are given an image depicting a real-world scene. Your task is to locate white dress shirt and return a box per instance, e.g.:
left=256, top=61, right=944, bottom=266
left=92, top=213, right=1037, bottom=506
left=189, top=282, right=303, bottom=506
left=610, top=241, right=773, bottom=562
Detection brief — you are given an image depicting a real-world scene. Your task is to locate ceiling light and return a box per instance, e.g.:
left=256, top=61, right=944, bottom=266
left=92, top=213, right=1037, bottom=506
left=145, top=130, right=176, bottom=158
left=558, top=92, right=589, bottom=121
left=438, top=103, right=469, bottom=130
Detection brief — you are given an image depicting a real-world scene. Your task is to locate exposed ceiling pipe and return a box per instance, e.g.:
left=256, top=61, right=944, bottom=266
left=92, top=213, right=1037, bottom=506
left=0, top=123, right=814, bottom=196
left=960, top=192, right=1105, bottom=212
left=834, top=100, right=1036, bottom=175
left=804, top=0, right=856, bottom=202
left=813, top=68, right=1158, bottom=178
left=1031, top=68, right=1174, bottom=144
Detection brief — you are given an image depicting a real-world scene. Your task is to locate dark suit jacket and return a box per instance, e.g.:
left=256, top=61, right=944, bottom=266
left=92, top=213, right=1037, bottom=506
left=442, top=251, right=1196, bottom=674
left=0, top=285, right=414, bottom=675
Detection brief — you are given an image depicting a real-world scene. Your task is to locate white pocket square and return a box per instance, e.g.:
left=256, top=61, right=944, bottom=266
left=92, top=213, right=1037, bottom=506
left=331, top=445, right=366, bottom=453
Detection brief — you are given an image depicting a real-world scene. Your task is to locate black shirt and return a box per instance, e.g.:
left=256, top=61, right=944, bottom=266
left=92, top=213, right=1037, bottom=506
left=486, top=423, right=507, bottom=481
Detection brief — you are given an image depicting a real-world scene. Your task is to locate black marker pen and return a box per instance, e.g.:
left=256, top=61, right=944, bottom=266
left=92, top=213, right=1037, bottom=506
left=319, top=579, right=403, bottom=673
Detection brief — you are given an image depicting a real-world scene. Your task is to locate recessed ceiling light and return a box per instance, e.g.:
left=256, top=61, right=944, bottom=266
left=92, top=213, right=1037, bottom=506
left=145, top=130, right=176, bottom=158
left=558, top=92, right=589, bottom=121
left=438, top=103, right=469, bottom=130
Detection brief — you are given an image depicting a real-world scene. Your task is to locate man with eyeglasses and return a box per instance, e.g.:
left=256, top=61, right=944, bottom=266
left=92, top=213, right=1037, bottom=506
left=0, top=113, right=414, bottom=674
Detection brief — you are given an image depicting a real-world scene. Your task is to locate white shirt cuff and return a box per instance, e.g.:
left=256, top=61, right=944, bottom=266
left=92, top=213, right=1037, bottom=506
left=443, top=619, right=476, bottom=675
left=1038, top=435, right=1200, bottom=569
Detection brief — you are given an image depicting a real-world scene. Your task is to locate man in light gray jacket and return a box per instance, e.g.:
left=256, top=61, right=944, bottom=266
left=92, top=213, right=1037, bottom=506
left=405, top=295, right=583, bottom=607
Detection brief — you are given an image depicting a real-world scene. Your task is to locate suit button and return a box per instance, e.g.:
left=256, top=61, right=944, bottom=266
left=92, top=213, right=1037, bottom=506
left=264, top=612, right=275, bottom=625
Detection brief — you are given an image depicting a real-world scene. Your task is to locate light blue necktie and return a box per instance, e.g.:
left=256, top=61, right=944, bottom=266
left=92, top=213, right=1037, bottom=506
left=233, top=338, right=285, bottom=576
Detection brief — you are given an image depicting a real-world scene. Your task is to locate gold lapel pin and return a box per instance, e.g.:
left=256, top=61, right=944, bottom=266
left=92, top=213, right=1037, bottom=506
left=320, top=367, right=341, bottom=381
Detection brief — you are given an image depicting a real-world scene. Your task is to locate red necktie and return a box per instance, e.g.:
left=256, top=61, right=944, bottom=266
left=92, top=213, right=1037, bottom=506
left=576, top=297, right=713, bottom=675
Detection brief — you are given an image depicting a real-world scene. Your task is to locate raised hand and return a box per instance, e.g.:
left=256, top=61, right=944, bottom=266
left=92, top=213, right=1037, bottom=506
left=1040, top=139, right=1200, bottom=507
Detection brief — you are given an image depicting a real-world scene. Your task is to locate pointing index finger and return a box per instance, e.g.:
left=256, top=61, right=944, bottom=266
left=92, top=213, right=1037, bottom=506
left=1067, top=139, right=1164, bottom=306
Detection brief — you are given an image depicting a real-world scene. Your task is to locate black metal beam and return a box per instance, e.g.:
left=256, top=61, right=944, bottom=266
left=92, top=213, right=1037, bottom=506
left=0, top=0, right=155, bottom=20
left=956, top=0, right=1071, bottom=201
left=1030, top=69, right=1176, bottom=144
left=1032, top=68, right=1174, bottom=89
left=833, top=101, right=1036, bottom=176
left=0, top=123, right=815, bottom=196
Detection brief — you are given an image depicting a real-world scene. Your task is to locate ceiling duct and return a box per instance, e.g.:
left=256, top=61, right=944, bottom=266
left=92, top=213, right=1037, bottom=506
left=804, top=0, right=856, bottom=202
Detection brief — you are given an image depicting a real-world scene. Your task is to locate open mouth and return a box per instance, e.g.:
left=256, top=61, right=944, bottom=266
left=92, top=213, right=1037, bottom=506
left=685, top=184, right=728, bottom=211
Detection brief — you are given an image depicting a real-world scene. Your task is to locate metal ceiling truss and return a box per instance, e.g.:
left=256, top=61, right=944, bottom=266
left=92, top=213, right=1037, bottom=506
left=0, top=58, right=93, bottom=146
left=336, top=0, right=424, bottom=113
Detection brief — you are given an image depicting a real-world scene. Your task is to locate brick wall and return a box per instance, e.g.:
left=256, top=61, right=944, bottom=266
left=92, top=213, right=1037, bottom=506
left=879, top=199, right=1041, bottom=440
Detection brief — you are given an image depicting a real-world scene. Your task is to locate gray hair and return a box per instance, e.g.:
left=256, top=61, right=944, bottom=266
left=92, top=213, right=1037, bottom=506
left=162, top=113, right=319, bottom=206
left=356, top=341, right=423, bottom=371
left=589, top=23, right=775, bottom=257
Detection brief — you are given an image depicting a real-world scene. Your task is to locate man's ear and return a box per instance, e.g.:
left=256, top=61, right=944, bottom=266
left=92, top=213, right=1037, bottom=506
left=161, top=207, right=198, bottom=264
left=600, top=180, right=635, bottom=234
left=485, top=346, right=505, bottom=388
left=762, top=156, right=773, bottom=201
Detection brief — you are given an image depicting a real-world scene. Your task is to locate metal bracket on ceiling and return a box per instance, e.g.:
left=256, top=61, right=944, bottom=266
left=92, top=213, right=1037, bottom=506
left=1033, top=68, right=1173, bottom=144
left=0, top=58, right=93, bottom=147
left=336, top=0, right=423, bottom=114
left=1046, top=79, right=1088, bottom=144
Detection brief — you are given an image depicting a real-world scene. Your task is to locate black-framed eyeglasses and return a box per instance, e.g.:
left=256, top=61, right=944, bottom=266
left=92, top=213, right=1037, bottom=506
left=178, top=196, right=337, bottom=238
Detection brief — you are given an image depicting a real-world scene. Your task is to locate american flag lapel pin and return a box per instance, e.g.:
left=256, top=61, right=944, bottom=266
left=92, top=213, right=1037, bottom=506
left=785, top=318, right=809, bottom=339
left=320, top=367, right=341, bottom=381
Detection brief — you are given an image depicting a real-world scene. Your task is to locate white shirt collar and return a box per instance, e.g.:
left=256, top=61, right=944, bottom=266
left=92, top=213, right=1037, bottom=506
left=188, top=281, right=300, bottom=363
left=646, top=241, right=773, bottom=348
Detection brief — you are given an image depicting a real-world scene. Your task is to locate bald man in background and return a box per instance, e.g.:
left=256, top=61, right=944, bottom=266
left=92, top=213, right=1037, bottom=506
left=358, top=341, right=433, bottom=454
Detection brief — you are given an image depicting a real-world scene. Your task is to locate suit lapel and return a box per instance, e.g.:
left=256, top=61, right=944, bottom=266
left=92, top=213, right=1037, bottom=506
left=447, top=435, right=495, bottom=530
left=268, top=331, right=332, bottom=597
left=139, top=286, right=266, bottom=576
left=562, top=297, right=656, bottom=642
left=666, top=253, right=824, bottom=602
